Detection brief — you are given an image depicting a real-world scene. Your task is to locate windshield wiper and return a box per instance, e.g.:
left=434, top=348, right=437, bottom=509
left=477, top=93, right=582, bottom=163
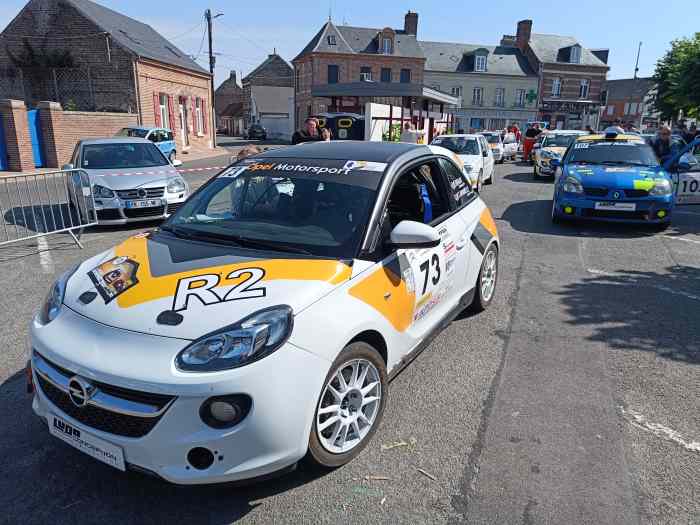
left=230, top=236, right=314, bottom=255
left=598, top=160, right=651, bottom=166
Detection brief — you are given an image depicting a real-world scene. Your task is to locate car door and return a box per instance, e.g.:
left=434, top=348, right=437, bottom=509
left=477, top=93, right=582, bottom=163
left=480, top=136, right=494, bottom=178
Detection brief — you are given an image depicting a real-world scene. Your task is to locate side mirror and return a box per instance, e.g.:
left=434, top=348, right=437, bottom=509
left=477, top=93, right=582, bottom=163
left=550, top=159, right=561, bottom=168
left=171, top=159, right=183, bottom=167
left=389, top=220, right=441, bottom=249
left=482, top=150, right=488, bottom=158
left=62, top=163, right=74, bottom=171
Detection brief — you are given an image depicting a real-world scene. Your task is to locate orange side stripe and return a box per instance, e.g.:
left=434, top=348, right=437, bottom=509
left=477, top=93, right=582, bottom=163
left=349, top=266, right=414, bottom=332
left=480, top=208, right=498, bottom=238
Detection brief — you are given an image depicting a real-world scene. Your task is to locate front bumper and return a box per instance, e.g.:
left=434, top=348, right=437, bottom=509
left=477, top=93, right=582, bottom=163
left=553, top=191, right=673, bottom=223
left=29, top=309, right=330, bottom=484
left=93, top=194, right=188, bottom=225
left=535, top=158, right=557, bottom=176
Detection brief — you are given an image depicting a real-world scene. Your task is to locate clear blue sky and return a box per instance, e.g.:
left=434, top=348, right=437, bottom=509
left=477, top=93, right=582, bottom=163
left=1, top=0, right=696, bottom=88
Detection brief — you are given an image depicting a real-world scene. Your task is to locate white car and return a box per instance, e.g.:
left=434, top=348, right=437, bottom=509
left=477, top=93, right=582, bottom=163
left=431, top=134, right=495, bottom=191
left=29, top=141, right=500, bottom=484
left=64, top=138, right=188, bottom=225
left=532, top=130, right=586, bottom=178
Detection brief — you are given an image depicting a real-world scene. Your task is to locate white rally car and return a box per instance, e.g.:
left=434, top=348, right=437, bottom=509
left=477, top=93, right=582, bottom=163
left=430, top=134, right=495, bottom=192
left=29, top=142, right=499, bottom=484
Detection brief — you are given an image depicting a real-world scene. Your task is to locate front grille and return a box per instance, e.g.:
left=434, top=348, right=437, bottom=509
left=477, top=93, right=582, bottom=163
left=624, top=189, right=649, bottom=198
left=97, top=209, right=122, bottom=221
left=116, top=187, right=165, bottom=199
left=35, top=354, right=174, bottom=438
left=124, top=206, right=166, bottom=219
left=583, top=187, right=608, bottom=197
left=166, top=202, right=182, bottom=215
left=581, top=209, right=649, bottom=220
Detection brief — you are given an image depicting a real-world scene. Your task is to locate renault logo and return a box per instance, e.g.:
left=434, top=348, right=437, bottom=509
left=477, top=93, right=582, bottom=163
left=612, top=191, right=621, bottom=200
left=68, top=376, right=95, bottom=408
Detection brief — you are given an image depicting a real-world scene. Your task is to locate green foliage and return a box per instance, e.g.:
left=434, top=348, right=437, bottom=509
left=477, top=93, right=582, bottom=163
left=7, top=38, right=75, bottom=68
left=653, top=33, right=700, bottom=120
left=64, top=99, right=78, bottom=111
left=382, top=123, right=402, bottom=142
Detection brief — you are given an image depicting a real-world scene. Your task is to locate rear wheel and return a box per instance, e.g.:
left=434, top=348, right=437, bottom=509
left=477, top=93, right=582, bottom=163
left=485, top=168, right=494, bottom=185
left=307, top=342, right=387, bottom=469
left=471, top=243, right=498, bottom=312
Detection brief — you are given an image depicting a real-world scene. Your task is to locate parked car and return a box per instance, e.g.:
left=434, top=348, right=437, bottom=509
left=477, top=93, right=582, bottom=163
left=64, top=138, right=188, bottom=225
left=431, top=134, right=495, bottom=192
left=551, top=132, right=674, bottom=228
left=480, top=132, right=505, bottom=164
left=532, top=130, right=586, bottom=178
left=245, top=124, right=267, bottom=140
left=117, top=126, right=177, bottom=163
left=30, top=141, right=500, bottom=484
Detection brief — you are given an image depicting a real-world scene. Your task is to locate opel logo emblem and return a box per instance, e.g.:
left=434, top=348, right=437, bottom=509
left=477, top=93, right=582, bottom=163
left=613, top=191, right=621, bottom=199
left=137, top=188, right=147, bottom=198
left=68, top=376, right=95, bottom=408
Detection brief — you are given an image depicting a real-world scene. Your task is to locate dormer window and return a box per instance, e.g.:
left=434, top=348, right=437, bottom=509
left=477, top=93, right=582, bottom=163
left=382, top=37, right=392, bottom=54
left=475, top=55, right=487, bottom=72
left=570, top=45, right=581, bottom=64
left=327, top=35, right=336, bottom=46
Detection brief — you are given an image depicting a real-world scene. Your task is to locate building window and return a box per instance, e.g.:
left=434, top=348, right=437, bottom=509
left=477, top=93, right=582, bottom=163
left=515, top=89, right=526, bottom=107
left=382, top=37, right=392, bottom=54
left=195, top=97, right=204, bottom=134
left=159, top=94, right=169, bottom=129
left=327, top=35, right=336, bottom=46
left=360, top=66, right=372, bottom=81
left=607, top=105, right=614, bottom=115
left=380, top=68, right=391, bottom=82
left=490, top=118, right=506, bottom=129
left=495, top=87, right=505, bottom=107
left=400, top=69, right=411, bottom=83
left=551, top=77, right=561, bottom=97
left=328, top=65, right=339, bottom=84
left=475, top=55, right=487, bottom=72
left=570, top=45, right=581, bottom=64
left=624, top=102, right=630, bottom=114
left=450, top=86, right=462, bottom=97
left=470, top=118, right=484, bottom=130
left=579, top=79, right=590, bottom=98
left=472, top=87, right=483, bottom=106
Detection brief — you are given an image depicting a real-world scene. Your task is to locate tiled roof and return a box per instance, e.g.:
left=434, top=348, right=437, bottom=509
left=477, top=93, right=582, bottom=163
left=420, top=41, right=535, bottom=76
left=605, top=77, right=655, bottom=100
left=528, top=33, right=607, bottom=67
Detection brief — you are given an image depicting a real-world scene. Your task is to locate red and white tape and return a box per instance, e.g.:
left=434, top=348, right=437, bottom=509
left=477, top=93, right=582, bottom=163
left=101, top=166, right=226, bottom=177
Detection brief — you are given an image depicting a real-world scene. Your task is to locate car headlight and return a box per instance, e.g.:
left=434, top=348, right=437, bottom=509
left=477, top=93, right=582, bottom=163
left=93, top=184, right=115, bottom=199
left=175, top=305, right=293, bottom=372
left=167, top=177, right=186, bottom=194
left=649, top=179, right=672, bottom=196
left=39, top=266, right=78, bottom=325
left=562, top=176, right=583, bottom=194
left=541, top=150, right=558, bottom=159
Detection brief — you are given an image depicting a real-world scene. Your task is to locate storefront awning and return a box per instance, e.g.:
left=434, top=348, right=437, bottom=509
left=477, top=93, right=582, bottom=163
left=310, top=82, right=460, bottom=106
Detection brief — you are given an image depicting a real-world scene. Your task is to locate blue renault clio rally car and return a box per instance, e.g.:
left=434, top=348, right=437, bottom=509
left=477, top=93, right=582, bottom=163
left=551, top=133, right=674, bottom=228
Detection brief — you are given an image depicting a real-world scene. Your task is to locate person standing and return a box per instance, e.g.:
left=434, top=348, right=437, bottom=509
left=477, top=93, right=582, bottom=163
left=399, top=122, right=424, bottom=143
left=292, top=117, right=322, bottom=145
left=652, top=126, right=677, bottom=164
left=320, top=127, right=332, bottom=142
left=604, top=119, right=625, bottom=134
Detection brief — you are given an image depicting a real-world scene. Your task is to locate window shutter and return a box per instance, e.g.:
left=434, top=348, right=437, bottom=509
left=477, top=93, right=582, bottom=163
left=167, top=95, right=176, bottom=130
left=153, top=93, right=161, bottom=127
left=202, top=99, right=208, bottom=134
left=191, top=96, right=197, bottom=132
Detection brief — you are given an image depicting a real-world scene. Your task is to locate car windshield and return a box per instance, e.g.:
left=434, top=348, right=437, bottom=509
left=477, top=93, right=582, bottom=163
left=81, top=143, right=169, bottom=169
left=116, top=128, right=149, bottom=138
left=542, top=134, right=578, bottom=148
left=165, top=159, right=378, bottom=258
left=432, top=137, right=479, bottom=155
left=484, top=135, right=500, bottom=144
left=567, top=141, right=660, bottom=166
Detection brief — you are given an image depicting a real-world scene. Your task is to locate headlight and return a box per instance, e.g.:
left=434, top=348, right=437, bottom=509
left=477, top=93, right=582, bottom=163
left=562, top=176, right=583, bottom=194
left=167, top=177, right=186, bottom=194
left=175, top=305, right=293, bottom=372
left=39, top=266, right=78, bottom=324
left=93, top=184, right=115, bottom=199
left=649, top=179, right=672, bottom=196
left=541, top=150, right=558, bottom=159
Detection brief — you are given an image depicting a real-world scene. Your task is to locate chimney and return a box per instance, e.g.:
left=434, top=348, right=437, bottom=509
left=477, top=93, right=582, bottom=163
left=229, top=70, right=237, bottom=82
left=404, top=10, right=418, bottom=36
left=516, top=19, right=532, bottom=51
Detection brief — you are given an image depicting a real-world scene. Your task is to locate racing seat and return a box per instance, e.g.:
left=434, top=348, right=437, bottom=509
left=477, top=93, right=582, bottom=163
left=386, top=180, right=424, bottom=228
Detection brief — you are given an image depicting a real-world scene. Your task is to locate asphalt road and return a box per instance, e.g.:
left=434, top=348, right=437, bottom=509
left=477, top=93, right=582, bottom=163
left=0, top=158, right=698, bottom=525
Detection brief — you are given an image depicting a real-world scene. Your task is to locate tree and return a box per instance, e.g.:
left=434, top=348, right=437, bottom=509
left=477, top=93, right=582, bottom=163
left=653, top=33, right=700, bottom=121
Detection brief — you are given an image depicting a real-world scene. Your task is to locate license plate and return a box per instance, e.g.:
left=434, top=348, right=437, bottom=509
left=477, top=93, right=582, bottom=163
left=125, top=199, right=162, bottom=209
left=594, top=201, right=636, bottom=211
left=49, top=414, right=125, bottom=471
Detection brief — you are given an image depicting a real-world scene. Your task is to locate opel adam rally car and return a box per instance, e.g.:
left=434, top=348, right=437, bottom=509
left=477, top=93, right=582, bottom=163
left=532, top=130, right=585, bottom=178
left=30, top=142, right=500, bottom=484
left=551, top=133, right=674, bottom=227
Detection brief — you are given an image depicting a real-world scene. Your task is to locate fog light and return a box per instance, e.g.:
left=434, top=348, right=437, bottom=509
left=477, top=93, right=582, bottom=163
left=564, top=206, right=574, bottom=214
left=200, top=394, right=252, bottom=429
left=187, top=447, right=214, bottom=470
left=657, top=210, right=667, bottom=218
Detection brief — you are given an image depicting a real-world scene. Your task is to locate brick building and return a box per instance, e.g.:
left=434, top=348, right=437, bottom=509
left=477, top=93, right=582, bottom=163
left=215, top=71, right=245, bottom=134
left=501, top=20, right=609, bottom=130
left=0, top=0, right=213, bottom=155
left=600, top=77, right=658, bottom=131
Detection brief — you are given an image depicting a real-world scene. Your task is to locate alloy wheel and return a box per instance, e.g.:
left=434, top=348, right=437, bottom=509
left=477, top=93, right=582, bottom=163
left=481, top=249, right=497, bottom=302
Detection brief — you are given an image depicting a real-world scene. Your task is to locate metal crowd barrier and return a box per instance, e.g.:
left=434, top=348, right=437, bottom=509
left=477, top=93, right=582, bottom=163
left=0, top=169, right=96, bottom=248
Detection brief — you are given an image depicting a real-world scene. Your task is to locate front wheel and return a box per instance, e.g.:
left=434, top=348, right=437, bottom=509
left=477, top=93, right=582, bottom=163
left=306, top=342, right=387, bottom=468
left=471, top=243, right=498, bottom=312
left=169, top=150, right=176, bottom=164
left=475, top=170, right=483, bottom=193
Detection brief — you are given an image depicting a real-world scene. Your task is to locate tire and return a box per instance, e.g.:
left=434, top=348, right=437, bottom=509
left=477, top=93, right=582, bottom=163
left=475, top=170, right=483, bottom=193
left=551, top=199, right=562, bottom=224
left=169, top=151, right=176, bottom=163
left=652, top=222, right=670, bottom=232
left=484, top=168, right=494, bottom=185
left=306, top=342, right=388, bottom=468
left=471, top=243, right=498, bottom=312
left=533, top=165, right=539, bottom=178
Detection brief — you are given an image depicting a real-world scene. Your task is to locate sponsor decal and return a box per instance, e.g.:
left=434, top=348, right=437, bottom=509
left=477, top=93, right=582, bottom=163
left=172, top=268, right=267, bottom=312
left=605, top=167, right=631, bottom=172
left=574, top=143, right=589, bottom=149
left=218, top=166, right=249, bottom=178
left=88, top=256, right=140, bottom=303
left=342, top=160, right=387, bottom=172
left=413, top=288, right=447, bottom=322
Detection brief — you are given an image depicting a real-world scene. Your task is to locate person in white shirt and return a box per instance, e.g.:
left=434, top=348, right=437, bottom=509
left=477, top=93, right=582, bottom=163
left=399, top=122, right=425, bottom=143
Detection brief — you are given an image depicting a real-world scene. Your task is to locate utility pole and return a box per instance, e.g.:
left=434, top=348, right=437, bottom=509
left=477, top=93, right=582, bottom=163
left=633, top=41, right=642, bottom=80
left=205, top=9, right=221, bottom=147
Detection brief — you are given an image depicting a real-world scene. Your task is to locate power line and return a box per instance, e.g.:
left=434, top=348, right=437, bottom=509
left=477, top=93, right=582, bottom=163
left=165, top=19, right=204, bottom=41
left=215, top=19, right=270, bottom=53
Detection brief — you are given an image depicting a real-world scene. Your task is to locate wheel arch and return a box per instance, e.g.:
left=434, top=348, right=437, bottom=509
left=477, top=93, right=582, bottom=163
left=346, top=330, right=388, bottom=366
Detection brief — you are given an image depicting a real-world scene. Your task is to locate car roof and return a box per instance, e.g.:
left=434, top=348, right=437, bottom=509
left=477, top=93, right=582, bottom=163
left=79, top=137, right=152, bottom=145
left=435, top=134, right=481, bottom=139
left=256, top=141, right=429, bottom=163
left=543, top=130, right=586, bottom=135
left=576, top=133, right=644, bottom=142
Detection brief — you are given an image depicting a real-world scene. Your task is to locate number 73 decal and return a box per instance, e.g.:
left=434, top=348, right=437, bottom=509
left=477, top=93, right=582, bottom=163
left=172, top=268, right=266, bottom=312
left=418, top=254, right=441, bottom=295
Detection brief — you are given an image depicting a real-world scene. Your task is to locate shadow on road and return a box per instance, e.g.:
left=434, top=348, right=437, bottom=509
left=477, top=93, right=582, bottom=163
left=556, top=265, right=700, bottom=364
left=0, top=369, right=330, bottom=523
left=503, top=171, right=551, bottom=184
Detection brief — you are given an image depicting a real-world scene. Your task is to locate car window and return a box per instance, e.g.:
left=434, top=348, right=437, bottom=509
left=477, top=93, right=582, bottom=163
left=541, top=134, right=578, bottom=148
left=438, top=158, right=473, bottom=208
left=484, top=134, right=500, bottom=144
left=431, top=137, right=479, bottom=156
left=566, top=141, right=659, bottom=166
left=166, top=131, right=174, bottom=141
left=81, top=143, right=169, bottom=169
left=116, top=128, right=149, bottom=139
